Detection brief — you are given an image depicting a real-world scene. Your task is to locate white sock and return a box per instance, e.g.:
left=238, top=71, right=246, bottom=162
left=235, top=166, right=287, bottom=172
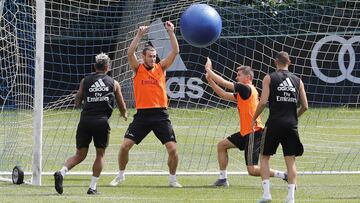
left=118, top=170, right=125, bottom=180
left=262, top=179, right=271, bottom=197
left=60, top=166, right=68, bottom=177
left=169, top=174, right=177, bottom=183
left=287, top=184, right=296, bottom=200
left=274, top=170, right=285, bottom=179
left=219, top=170, right=227, bottom=179
left=89, top=176, right=99, bottom=190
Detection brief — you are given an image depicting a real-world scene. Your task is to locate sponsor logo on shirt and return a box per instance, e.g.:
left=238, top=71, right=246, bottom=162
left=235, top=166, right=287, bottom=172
left=87, top=78, right=110, bottom=102
left=276, top=78, right=297, bottom=103
left=277, top=78, right=296, bottom=92
left=141, top=76, right=159, bottom=85
left=89, top=79, right=109, bottom=92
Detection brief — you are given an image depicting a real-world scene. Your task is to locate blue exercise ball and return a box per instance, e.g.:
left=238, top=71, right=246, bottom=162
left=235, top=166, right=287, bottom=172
left=180, top=4, right=222, bottom=48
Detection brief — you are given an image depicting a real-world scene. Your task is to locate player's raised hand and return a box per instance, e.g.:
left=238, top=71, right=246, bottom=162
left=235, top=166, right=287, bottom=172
left=121, top=109, right=128, bottom=121
left=164, top=21, right=174, bottom=32
left=205, top=72, right=215, bottom=85
left=137, top=26, right=149, bottom=36
left=205, top=57, right=213, bottom=72
left=205, top=72, right=210, bottom=81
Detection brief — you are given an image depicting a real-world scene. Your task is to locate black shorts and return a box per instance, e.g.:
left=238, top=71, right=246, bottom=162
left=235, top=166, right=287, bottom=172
left=76, top=117, right=110, bottom=149
left=124, top=108, right=176, bottom=145
left=261, top=125, right=304, bottom=156
left=227, top=130, right=263, bottom=166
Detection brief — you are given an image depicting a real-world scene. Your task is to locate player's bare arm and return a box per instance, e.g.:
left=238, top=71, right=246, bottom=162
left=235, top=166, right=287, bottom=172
left=75, top=79, right=84, bottom=108
left=114, top=80, right=128, bottom=121
left=297, top=80, right=308, bottom=118
left=160, top=21, right=179, bottom=71
left=206, top=72, right=236, bottom=101
left=128, top=26, right=149, bottom=71
left=251, top=74, right=270, bottom=128
left=205, top=57, right=234, bottom=90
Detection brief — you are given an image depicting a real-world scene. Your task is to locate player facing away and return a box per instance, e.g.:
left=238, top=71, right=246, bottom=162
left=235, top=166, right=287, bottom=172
left=54, top=53, right=128, bottom=195
left=110, top=21, right=182, bottom=187
left=252, top=51, right=308, bottom=203
left=204, top=58, right=287, bottom=187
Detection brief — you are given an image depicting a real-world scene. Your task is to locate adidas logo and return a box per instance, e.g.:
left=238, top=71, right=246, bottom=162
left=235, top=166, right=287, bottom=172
left=277, top=78, right=296, bottom=92
left=125, top=130, right=134, bottom=137
left=89, top=79, right=109, bottom=92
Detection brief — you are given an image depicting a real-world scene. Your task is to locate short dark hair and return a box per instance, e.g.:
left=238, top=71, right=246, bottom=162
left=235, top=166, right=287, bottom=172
left=95, top=53, right=110, bottom=71
left=237, top=65, right=254, bottom=80
left=142, top=45, right=156, bottom=56
left=275, top=51, right=291, bottom=66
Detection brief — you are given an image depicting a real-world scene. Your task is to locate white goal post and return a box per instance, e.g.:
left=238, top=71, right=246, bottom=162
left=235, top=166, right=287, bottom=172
left=32, top=0, right=45, bottom=186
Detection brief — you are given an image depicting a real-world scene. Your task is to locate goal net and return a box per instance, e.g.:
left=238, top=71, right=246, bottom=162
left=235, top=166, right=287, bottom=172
left=1, top=0, right=359, bottom=184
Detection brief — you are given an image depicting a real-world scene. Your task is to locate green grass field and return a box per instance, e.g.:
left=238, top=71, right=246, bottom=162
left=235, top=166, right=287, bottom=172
left=0, top=174, right=359, bottom=202
left=1, top=107, right=360, bottom=202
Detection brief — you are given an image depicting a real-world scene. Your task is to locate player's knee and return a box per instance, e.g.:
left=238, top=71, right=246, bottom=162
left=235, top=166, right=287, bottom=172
left=217, top=140, right=227, bottom=151
left=247, top=169, right=256, bottom=176
left=96, top=148, right=105, bottom=157
left=166, top=143, right=177, bottom=156
left=120, top=143, right=132, bottom=152
left=75, top=149, right=88, bottom=161
left=247, top=166, right=257, bottom=176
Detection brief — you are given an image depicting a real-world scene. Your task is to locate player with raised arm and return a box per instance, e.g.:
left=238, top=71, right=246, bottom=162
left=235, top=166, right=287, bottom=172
left=252, top=51, right=308, bottom=203
left=204, top=58, right=287, bottom=187
left=54, top=53, right=128, bottom=195
left=110, top=21, right=182, bottom=187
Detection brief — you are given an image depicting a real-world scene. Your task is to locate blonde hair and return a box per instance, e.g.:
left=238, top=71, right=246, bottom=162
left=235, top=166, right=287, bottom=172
left=95, top=53, right=111, bottom=70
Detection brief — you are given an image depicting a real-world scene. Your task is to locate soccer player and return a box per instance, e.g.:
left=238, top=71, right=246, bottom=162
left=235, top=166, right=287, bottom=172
left=54, top=53, right=128, bottom=195
left=252, top=51, right=308, bottom=203
left=110, top=21, right=182, bottom=187
left=204, top=58, right=287, bottom=187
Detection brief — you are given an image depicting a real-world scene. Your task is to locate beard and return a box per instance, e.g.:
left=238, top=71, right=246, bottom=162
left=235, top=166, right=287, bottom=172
left=144, top=62, right=155, bottom=70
